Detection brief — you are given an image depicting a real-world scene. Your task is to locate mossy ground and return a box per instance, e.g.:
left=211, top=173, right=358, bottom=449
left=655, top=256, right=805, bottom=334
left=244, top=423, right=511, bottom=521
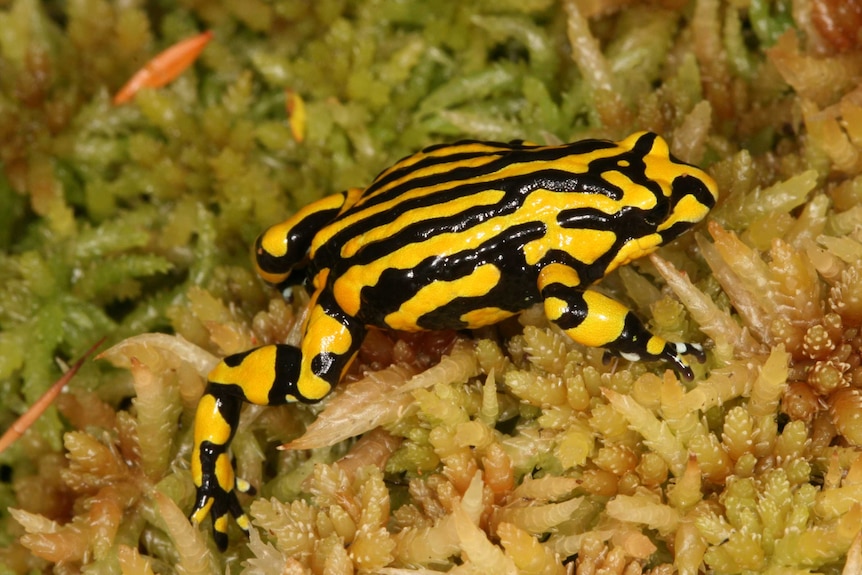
left=2, top=0, right=862, bottom=573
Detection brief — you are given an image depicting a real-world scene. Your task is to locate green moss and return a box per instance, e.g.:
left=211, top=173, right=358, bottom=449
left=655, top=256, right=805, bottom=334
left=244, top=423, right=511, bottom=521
left=1, top=0, right=860, bottom=570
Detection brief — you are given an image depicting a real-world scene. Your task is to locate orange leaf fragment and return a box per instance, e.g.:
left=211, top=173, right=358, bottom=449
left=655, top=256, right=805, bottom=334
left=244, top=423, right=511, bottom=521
left=0, top=338, right=105, bottom=454
left=113, top=30, right=214, bottom=105
left=286, top=89, right=307, bottom=142
left=0, top=338, right=105, bottom=453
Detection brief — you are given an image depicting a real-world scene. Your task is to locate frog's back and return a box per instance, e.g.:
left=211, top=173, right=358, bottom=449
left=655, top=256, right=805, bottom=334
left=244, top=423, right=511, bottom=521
left=311, top=138, right=623, bottom=262
left=308, top=133, right=705, bottom=331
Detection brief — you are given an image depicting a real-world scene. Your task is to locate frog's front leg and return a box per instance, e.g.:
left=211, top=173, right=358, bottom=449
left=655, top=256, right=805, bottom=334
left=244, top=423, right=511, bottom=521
left=189, top=287, right=365, bottom=550
left=537, top=263, right=704, bottom=379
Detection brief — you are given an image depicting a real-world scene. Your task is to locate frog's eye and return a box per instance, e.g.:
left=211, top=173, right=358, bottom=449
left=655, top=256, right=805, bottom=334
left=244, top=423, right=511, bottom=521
left=676, top=173, right=718, bottom=209
left=657, top=173, right=718, bottom=240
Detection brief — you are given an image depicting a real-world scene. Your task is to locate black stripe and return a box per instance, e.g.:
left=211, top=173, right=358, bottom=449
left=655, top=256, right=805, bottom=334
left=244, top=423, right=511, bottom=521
left=558, top=205, right=660, bottom=241
left=539, top=282, right=589, bottom=331
left=357, top=139, right=620, bottom=212
left=310, top=352, right=338, bottom=380
left=255, top=192, right=347, bottom=276
left=223, top=349, right=255, bottom=368
left=612, top=312, right=655, bottom=355
left=366, top=144, right=518, bottom=195
left=337, top=193, right=520, bottom=269
left=323, top=166, right=630, bottom=271
left=203, top=385, right=243, bottom=427
left=354, top=220, right=546, bottom=328
left=633, top=131, right=657, bottom=152
left=415, top=266, right=540, bottom=330
left=580, top=132, right=670, bottom=223
left=537, top=248, right=610, bottom=286
left=673, top=173, right=716, bottom=208
left=270, top=345, right=303, bottom=404
left=362, top=143, right=522, bottom=205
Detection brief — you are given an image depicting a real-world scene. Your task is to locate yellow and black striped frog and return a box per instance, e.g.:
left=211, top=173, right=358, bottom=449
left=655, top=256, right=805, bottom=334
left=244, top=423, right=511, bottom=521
left=190, top=131, right=718, bottom=548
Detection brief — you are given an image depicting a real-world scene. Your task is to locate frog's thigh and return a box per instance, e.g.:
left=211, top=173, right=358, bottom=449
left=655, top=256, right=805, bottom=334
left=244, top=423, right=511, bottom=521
left=204, top=291, right=364, bottom=407
left=537, top=263, right=666, bottom=358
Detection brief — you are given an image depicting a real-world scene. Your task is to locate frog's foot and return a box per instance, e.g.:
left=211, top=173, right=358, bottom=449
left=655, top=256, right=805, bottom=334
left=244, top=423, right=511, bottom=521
left=190, top=471, right=255, bottom=550
left=603, top=341, right=705, bottom=381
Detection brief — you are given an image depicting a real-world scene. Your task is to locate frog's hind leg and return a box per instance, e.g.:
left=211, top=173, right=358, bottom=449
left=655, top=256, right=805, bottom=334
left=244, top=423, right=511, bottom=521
left=189, top=287, right=365, bottom=549
left=536, top=263, right=704, bottom=380
left=255, top=187, right=363, bottom=288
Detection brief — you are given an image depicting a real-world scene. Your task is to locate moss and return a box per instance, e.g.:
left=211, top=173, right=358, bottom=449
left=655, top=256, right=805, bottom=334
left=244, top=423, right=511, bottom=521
left=3, top=0, right=862, bottom=572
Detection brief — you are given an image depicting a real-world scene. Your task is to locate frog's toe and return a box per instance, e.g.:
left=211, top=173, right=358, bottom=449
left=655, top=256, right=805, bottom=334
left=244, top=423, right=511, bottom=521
left=684, top=342, right=706, bottom=364
left=206, top=489, right=249, bottom=551
left=191, top=479, right=252, bottom=550
left=235, top=476, right=256, bottom=496
left=675, top=359, right=695, bottom=381
left=661, top=342, right=706, bottom=381
left=190, top=491, right=214, bottom=527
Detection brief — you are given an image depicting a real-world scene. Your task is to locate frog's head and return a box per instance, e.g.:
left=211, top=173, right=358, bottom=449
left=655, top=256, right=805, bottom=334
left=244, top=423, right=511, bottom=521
left=617, top=131, right=719, bottom=242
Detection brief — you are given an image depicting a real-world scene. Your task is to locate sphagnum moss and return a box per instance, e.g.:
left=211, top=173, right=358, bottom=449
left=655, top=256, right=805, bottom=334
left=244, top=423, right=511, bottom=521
left=3, top=1, right=862, bottom=574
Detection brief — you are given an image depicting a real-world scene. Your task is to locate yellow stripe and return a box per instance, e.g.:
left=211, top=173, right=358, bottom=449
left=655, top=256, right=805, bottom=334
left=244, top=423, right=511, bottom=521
left=558, top=290, right=629, bottom=348
left=208, top=348, right=277, bottom=406
left=296, top=370, right=336, bottom=401
left=311, top=145, right=626, bottom=253
left=332, top=187, right=634, bottom=316
left=383, top=263, right=501, bottom=330
left=259, top=192, right=348, bottom=258
left=256, top=267, right=289, bottom=286
left=303, top=306, right=355, bottom=357
left=537, top=263, right=581, bottom=289
left=605, top=233, right=663, bottom=273
left=646, top=336, right=667, bottom=356
left=191, top=446, right=203, bottom=486
left=295, top=299, right=354, bottom=400
left=316, top=160, right=510, bottom=248
left=334, top=231, right=496, bottom=317
left=365, top=141, right=513, bottom=198
left=214, top=514, right=229, bottom=534
left=525, top=227, right=616, bottom=267
left=604, top=170, right=664, bottom=210
left=657, top=194, right=713, bottom=233
left=215, top=452, right=235, bottom=490
left=366, top=147, right=504, bottom=200
left=639, top=133, right=720, bottom=222
left=459, top=306, right=515, bottom=328
left=236, top=514, right=251, bottom=531
left=194, top=394, right=233, bottom=446
left=520, top=188, right=619, bottom=267
left=190, top=497, right=213, bottom=524
left=339, top=189, right=506, bottom=259
left=538, top=146, right=625, bottom=177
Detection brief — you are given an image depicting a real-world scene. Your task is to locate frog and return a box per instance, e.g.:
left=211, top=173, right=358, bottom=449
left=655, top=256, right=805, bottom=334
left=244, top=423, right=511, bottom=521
left=189, top=131, right=719, bottom=549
